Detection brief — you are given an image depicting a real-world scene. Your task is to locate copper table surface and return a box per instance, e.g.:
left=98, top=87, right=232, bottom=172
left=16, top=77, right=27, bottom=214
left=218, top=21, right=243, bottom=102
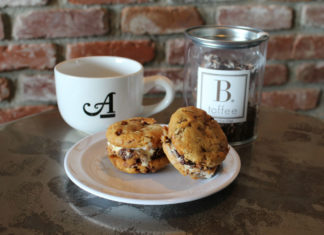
left=0, top=98, right=323, bottom=235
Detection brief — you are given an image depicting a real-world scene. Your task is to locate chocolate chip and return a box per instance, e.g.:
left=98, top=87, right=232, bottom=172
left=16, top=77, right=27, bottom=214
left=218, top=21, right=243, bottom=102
left=197, top=125, right=204, bottom=132
left=119, top=149, right=134, bottom=160
left=140, top=120, right=149, bottom=126
left=151, top=148, right=165, bottom=160
left=164, top=137, right=171, bottom=144
left=129, top=149, right=135, bottom=158
left=121, top=121, right=128, bottom=125
left=119, top=149, right=127, bottom=159
left=204, top=116, right=213, bottom=126
left=173, top=149, right=196, bottom=167
left=186, top=159, right=196, bottom=166
left=115, top=129, right=122, bottom=136
left=174, top=150, right=185, bottom=164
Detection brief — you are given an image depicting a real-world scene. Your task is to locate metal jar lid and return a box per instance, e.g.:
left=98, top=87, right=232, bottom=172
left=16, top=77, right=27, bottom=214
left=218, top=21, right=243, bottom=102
left=185, top=25, right=269, bottom=49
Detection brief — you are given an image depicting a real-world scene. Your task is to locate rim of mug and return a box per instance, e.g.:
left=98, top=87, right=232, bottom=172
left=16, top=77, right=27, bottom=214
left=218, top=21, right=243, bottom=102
left=54, top=56, right=144, bottom=79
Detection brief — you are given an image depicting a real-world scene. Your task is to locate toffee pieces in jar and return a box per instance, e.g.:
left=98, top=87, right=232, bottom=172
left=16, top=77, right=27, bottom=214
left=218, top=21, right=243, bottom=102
left=201, top=53, right=257, bottom=143
left=184, top=25, right=269, bottom=145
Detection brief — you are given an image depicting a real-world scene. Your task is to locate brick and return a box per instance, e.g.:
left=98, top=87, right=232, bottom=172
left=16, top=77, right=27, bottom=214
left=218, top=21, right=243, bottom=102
left=144, top=68, right=184, bottom=92
left=166, top=38, right=186, bottom=65
left=267, top=35, right=295, bottom=60
left=13, top=8, right=108, bottom=39
left=296, top=62, right=324, bottom=83
left=0, top=0, right=47, bottom=7
left=66, top=40, right=155, bottom=64
left=267, top=35, right=324, bottom=60
left=261, top=88, right=320, bottom=111
left=69, top=0, right=147, bottom=4
left=263, top=64, right=288, bottom=86
left=292, top=35, right=324, bottom=59
left=301, top=5, right=324, bottom=28
left=21, top=73, right=56, bottom=102
left=0, top=105, right=55, bottom=124
left=0, top=78, right=10, bottom=101
left=0, top=43, right=56, bottom=72
left=217, top=5, right=293, bottom=30
left=121, top=6, right=204, bottom=35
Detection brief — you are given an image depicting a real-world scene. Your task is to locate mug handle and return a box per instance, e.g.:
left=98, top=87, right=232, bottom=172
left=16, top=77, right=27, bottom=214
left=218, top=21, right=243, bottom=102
left=141, top=75, right=175, bottom=117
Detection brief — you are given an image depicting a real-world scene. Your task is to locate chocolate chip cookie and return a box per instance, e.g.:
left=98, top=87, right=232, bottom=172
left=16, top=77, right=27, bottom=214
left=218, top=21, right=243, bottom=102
left=106, top=117, right=169, bottom=174
left=162, top=106, right=229, bottom=179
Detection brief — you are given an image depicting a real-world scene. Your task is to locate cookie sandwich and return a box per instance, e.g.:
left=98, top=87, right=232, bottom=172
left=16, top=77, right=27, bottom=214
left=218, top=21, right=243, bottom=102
left=162, top=106, right=229, bottom=179
left=106, top=117, right=169, bottom=174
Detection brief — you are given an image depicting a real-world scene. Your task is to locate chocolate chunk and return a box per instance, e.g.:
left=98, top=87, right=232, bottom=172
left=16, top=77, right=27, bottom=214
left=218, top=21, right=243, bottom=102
left=151, top=148, right=165, bottom=160
left=115, top=129, right=122, bottom=136
left=119, top=149, right=128, bottom=159
left=173, top=149, right=195, bottom=167
left=164, top=137, right=171, bottom=144
left=119, top=148, right=134, bottom=160
left=121, top=121, right=128, bottom=125
left=140, top=120, right=149, bottom=126
left=179, top=158, right=185, bottom=165
left=186, top=159, right=196, bottom=166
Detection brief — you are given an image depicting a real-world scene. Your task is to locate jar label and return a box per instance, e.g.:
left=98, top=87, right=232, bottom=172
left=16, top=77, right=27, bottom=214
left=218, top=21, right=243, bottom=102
left=197, top=67, right=250, bottom=123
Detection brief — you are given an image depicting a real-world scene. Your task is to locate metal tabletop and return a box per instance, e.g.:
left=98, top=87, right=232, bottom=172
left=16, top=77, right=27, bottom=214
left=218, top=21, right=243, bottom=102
left=1, top=98, right=323, bottom=235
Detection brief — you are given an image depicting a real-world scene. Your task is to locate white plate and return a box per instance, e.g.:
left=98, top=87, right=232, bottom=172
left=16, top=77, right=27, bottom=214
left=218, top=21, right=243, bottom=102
left=64, top=131, right=241, bottom=205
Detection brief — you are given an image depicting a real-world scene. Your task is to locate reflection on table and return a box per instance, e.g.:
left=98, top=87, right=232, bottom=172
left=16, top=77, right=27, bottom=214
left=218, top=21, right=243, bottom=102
left=0, top=98, right=323, bottom=234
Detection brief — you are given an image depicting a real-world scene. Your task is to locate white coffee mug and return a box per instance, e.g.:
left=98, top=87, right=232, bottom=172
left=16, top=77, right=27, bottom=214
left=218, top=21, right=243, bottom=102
left=55, top=56, right=175, bottom=134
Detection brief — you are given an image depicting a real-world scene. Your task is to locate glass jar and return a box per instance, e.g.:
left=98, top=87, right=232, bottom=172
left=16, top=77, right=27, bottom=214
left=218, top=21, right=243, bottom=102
left=184, top=25, right=269, bottom=145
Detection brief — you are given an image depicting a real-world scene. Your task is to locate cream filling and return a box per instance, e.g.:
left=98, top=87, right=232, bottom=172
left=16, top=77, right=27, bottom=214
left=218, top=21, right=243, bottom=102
left=107, top=141, right=155, bottom=167
left=169, top=143, right=214, bottom=179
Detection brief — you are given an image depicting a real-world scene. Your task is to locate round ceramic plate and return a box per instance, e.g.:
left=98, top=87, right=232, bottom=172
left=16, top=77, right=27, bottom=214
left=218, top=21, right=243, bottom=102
left=64, top=131, right=241, bottom=205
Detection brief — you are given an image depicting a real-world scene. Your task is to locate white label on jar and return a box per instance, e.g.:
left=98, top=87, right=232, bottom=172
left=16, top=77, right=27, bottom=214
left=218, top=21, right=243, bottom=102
left=197, top=67, right=250, bottom=123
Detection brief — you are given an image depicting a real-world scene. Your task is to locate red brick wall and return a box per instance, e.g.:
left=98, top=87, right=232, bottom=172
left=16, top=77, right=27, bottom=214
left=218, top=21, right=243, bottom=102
left=0, top=0, right=323, bottom=123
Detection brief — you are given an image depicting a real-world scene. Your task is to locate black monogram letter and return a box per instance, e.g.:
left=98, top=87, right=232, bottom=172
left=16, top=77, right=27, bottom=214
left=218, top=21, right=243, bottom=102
left=83, top=92, right=116, bottom=118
